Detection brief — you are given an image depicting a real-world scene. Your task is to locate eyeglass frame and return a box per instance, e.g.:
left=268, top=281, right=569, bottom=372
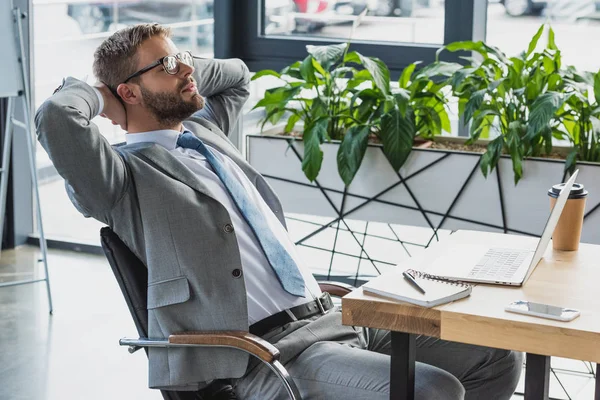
left=104, top=51, right=196, bottom=101
left=123, top=51, right=194, bottom=84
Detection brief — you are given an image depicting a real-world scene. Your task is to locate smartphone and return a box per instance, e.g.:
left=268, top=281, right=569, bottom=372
left=505, top=300, right=580, bottom=322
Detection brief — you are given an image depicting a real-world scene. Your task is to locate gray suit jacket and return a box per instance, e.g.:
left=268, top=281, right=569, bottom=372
left=35, top=58, right=288, bottom=390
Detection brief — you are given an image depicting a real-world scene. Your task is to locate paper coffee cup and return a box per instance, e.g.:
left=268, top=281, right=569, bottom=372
left=548, top=182, right=588, bottom=251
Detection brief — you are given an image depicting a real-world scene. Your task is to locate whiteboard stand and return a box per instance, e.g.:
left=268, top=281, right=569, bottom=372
left=0, top=3, right=53, bottom=314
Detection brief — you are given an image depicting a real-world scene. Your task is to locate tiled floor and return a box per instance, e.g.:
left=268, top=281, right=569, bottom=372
left=0, top=215, right=597, bottom=399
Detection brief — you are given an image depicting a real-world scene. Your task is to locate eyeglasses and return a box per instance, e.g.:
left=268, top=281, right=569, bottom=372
left=123, top=51, right=194, bottom=84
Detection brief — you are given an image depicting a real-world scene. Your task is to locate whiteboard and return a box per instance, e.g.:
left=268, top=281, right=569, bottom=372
left=0, top=0, right=23, bottom=97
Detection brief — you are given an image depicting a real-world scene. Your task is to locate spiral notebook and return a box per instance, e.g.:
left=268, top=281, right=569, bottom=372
left=363, top=269, right=473, bottom=308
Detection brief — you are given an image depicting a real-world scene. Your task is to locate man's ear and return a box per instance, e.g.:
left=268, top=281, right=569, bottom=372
left=116, top=83, right=141, bottom=105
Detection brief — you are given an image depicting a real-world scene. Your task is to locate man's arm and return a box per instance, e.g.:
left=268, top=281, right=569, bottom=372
left=192, top=58, right=250, bottom=136
left=35, top=77, right=128, bottom=217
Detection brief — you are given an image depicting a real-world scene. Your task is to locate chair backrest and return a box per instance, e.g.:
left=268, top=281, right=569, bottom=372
left=100, top=227, right=149, bottom=338
left=100, top=227, right=236, bottom=400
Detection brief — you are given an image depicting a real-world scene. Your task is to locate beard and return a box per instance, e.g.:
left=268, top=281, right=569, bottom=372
left=140, top=81, right=205, bottom=128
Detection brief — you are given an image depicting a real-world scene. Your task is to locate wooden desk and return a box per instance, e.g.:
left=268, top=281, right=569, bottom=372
left=341, top=230, right=600, bottom=400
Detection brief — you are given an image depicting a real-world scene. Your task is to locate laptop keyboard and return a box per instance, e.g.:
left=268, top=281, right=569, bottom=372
left=468, top=248, right=531, bottom=280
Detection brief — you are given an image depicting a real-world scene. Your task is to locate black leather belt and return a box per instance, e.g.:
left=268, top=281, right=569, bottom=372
left=249, top=292, right=334, bottom=337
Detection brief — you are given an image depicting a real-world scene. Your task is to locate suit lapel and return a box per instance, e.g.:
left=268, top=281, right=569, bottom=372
left=119, top=121, right=262, bottom=201
left=121, top=142, right=217, bottom=201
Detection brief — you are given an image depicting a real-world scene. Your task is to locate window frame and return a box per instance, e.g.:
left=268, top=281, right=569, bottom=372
left=215, top=0, right=488, bottom=77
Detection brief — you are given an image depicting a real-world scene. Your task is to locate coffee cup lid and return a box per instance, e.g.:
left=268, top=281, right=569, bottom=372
left=548, top=182, right=588, bottom=199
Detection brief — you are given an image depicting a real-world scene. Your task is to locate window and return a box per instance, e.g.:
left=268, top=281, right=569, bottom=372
left=263, top=0, right=446, bottom=45
left=486, top=0, right=600, bottom=72
left=224, top=0, right=483, bottom=76
left=33, top=0, right=214, bottom=244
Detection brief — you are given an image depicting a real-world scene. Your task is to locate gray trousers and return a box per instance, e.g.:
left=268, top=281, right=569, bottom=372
left=235, top=309, right=523, bottom=400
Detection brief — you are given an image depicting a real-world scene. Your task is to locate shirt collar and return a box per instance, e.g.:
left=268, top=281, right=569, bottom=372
left=125, top=128, right=182, bottom=150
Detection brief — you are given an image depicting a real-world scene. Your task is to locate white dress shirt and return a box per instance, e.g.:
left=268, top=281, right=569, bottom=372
left=126, top=128, right=322, bottom=324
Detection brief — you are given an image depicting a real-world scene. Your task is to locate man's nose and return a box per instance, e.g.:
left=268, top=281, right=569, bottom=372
left=179, top=60, right=195, bottom=78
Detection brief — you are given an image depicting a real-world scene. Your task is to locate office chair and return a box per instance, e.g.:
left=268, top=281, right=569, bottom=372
left=100, top=226, right=353, bottom=400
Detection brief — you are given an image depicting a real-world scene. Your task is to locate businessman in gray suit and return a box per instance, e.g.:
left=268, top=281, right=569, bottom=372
left=35, top=23, right=522, bottom=399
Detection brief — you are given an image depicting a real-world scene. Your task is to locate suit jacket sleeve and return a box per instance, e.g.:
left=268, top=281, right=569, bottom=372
left=192, top=58, right=250, bottom=137
left=35, top=77, right=128, bottom=217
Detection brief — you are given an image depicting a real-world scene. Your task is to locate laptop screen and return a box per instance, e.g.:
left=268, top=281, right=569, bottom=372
left=522, top=170, right=579, bottom=284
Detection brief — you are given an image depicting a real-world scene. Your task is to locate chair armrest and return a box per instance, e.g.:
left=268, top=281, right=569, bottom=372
left=169, top=331, right=280, bottom=363
left=121, top=332, right=301, bottom=399
left=318, top=281, right=356, bottom=297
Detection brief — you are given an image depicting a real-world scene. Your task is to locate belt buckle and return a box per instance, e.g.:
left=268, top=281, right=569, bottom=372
left=316, top=292, right=331, bottom=314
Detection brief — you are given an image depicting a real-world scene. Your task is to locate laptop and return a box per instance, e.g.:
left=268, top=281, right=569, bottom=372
left=425, top=170, right=579, bottom=286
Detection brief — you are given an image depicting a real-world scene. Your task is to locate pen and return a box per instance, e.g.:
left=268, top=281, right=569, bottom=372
left=403, top=271, right=426, bottom=295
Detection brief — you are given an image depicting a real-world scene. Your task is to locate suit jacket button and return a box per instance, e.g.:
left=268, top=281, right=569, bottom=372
left=232, top=269, right=242, bottom=278
left=224, top=223, right=234, bottom=233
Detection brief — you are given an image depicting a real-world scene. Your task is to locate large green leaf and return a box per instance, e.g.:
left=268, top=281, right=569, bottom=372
left=300, top=55, right=316, bottom=83
left=279, top=62, right=303, bottom=80
left=593, top=71, right=600, bottom=105
left=399, top=62, right=419, bottom=89
left=438, top=106, right=451, bottom=133
left=311, top=58, right=328, bottom=77
left=306, top=43, right=346, bottom=70
left=332, top=66, right=354, bottom=78
left=548, top=26, right=557, bottom=50
left=526, top=92, right=564, bottom=140
left=526, top=24, right=545, bottom=57
left=450, top=67, right=477, bottom=91
left=301, top=118, right=328, bottom=181
left=260, top=107, right=288, bottom=131
left=444, top=41, right=509, bottom=65
left=252, top=86, right=302, bottom=110
left=355, top=97, right=377, bottom=122
left=379, top=108, right=416, bottom=171
left=281, top=68, right=303, bottom=80
left=564, top=149, right=579, bottom=175
left=542, top=55, right=557, bottom=75
left=464, top=89, right=486, bottom=123
left=347, top=69, right=372, bottom=90
left=252, top=70, right=281, bottom=81
left=510, top=57, right=525, bottom=75
left=417, top=62, right=462, bottom=79
left=393, top=88, right=411, bottom=117
left=469, top=109, right=498, bottom=143
left=310, top=96, right=328, bottom=120
left=480, top=136, right=504, bottom=178
left=547, top=74, right=562, bottom=91
left=417, top=106, right=442, bottom=138
left=525, top=72, right=544, bottom=102
left=355, top=53, right=390, bottom=95
left=285, top=113, right=301, bottom=133
left=441, top=41, right=487, bottom=58
left=508, top=137, right=524, bottom=184
left=350, top=7, right=368, bottom=36
left=337, top=125, right=370, bottom=186
left=350, top=89, right=376, bottom=118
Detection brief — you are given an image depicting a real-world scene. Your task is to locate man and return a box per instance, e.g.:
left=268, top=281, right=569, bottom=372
left=35, top=23, right=522, bottom=399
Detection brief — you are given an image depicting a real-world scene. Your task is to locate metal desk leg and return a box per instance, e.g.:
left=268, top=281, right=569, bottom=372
left=390, top=332, right=416, bottom=400
left=525, top=353, right=550, bottom=400
left=595, top=363, right=600, bottom=400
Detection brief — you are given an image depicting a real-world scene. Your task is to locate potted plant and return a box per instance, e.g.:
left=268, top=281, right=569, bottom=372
left=556, top=68, right=600, bottom=171
left=439, top=24, right=567, bottom=184
left=246, top=24, right=600, bottom=248
left=250, top=41, right=458, bottom=186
